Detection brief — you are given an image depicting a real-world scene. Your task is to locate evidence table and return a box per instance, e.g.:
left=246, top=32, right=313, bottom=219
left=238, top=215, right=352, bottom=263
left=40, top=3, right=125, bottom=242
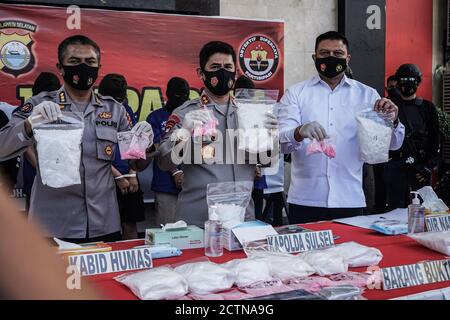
left=87, top=221, right=450, bottom=300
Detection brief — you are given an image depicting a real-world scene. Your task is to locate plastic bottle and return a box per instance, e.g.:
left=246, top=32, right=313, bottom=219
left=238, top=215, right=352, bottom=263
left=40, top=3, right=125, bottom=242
left=204, top=207, right=223, bottom=257
left=408, top=191, right=425, bottom=234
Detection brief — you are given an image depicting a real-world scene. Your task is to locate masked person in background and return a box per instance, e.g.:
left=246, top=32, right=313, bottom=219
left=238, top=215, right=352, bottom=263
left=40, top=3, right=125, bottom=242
left=98, top=74, right=145, bottom=240
left=135, top=41, right=278, bottom=227
left=278, top=31, right=405, bottom=223
left=386, top=75, right=398, bottom=99
left=384, top=64, right=440, bottom=209
left=372, top=74, right=399, bottom=214
left=142, top=77, right=190, bottom=226
left=0, top=35, right=153, bottom=243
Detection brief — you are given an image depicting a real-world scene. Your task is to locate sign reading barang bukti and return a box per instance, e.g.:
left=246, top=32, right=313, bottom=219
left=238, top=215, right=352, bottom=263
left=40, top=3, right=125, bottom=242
left=68, top=248, right=153, bottom=276
left=267, top=230, right=335, bottom=253
left=382, top=259, right=450, bottom=291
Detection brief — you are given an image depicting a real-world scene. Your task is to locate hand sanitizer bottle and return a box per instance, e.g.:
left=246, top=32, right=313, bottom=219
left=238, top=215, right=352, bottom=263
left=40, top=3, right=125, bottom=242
left=408, top=191, right=425, bottom=234
left=204, top=207, right=223, bottom=257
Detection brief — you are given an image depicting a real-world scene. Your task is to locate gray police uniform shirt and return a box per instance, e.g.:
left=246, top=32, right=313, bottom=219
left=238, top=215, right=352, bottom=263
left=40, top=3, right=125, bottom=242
left=158, top=93, right=256, bottom=227
left=0, top=86, right=131, bottom=238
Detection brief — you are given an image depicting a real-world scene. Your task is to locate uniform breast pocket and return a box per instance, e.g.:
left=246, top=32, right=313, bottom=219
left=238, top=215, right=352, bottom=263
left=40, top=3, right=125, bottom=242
left=96, top=126, right=118, bottom=161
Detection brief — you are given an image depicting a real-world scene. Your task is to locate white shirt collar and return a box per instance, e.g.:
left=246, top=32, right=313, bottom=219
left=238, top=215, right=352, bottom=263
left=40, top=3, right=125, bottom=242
left=308, top=74, right=355, bottom=89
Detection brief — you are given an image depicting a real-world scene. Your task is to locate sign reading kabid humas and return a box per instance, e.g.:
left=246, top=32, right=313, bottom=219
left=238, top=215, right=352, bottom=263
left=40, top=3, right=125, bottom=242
left=68, top=248, right=153, bottom=276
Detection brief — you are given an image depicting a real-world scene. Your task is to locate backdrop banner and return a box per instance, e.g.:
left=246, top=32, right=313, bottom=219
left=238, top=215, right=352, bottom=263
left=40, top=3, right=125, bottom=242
left=0, top=4, right=284, bottom=121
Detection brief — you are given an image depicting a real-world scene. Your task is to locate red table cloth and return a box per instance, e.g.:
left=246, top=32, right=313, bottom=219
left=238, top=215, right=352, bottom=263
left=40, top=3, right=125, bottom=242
left=86, top=222, right=450, bottom=300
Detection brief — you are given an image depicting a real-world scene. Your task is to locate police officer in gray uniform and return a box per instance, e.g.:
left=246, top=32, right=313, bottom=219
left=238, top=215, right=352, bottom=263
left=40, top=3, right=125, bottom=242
left=0, top=35, right=153, bottom=243
left=154, top=41, right=279, bottom=227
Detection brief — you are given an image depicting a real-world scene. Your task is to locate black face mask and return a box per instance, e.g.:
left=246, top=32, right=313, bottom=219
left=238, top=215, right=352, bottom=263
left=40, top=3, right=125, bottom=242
left=399, top=81, right=418, bottom=97
left=62, top=63, right=99, bottom=90
left=315, top=56, right=347, bottom=79
left=202, top=68, right=236, bottom=96
left=387, top=87, right=400, bottom=99
left=166, top=94, right=189, bottom=111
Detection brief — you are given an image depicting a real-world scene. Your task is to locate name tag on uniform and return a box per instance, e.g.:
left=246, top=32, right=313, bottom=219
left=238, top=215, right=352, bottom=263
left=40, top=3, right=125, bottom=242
left=201, top=144, right=215, bottom=160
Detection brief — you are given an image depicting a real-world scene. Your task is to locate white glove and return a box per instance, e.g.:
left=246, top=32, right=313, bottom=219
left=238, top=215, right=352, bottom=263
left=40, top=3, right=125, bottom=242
left=298, top=121, right=328, bottom=141
left=131, top=121, right=153, bottom=138
left=182, top=109, right=210, bottom=132
left=28, top=101, right=62, bottom=124
left=264, top=112, right=279, bottom=130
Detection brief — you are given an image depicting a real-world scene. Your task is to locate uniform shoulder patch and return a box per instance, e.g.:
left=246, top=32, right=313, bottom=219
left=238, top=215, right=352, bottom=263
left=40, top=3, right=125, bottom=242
left=177, top=98, right=200, bottom=113
left=165, top=114, right=181, bottom=132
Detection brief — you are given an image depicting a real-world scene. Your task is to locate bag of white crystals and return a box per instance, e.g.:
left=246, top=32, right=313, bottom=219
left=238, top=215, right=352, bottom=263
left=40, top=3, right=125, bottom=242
left=33, top=113, right=84, bottom=188
left=356, top=108, right=393, bottom=165
left=235, top=89, right=279, bottom=153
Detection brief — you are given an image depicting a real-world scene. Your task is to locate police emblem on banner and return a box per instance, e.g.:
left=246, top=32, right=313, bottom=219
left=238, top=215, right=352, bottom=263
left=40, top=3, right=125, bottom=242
left=0, top=20, right=37, bottom=77
left=239, top=35, right=280, bottom=82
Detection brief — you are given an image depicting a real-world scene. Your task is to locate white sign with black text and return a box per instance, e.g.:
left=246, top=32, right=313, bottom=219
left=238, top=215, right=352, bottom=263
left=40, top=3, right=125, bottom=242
left=382, top=260, right=450, bottom=291
left=426, top=215, right=450, bottom=232
left=266, top=230, right=334, bottom=253
left=67, top=248, right=153, bottom=276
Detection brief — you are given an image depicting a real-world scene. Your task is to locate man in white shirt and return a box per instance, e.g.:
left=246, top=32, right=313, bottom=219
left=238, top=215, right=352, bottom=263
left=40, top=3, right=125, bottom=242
left=278, top=31, right=405, bottom=223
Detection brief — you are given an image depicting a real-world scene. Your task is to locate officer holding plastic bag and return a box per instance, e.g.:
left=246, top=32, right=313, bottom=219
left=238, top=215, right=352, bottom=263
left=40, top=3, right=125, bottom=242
left=154, top=41, right=278, bottom=227
left=278, top=31, right=406, bottom=223
left=0, top=35, right=153, bottom=242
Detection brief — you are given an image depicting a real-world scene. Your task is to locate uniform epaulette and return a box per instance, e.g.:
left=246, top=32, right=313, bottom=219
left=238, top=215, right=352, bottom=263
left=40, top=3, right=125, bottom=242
left=176, top=98, right=201, bottom=112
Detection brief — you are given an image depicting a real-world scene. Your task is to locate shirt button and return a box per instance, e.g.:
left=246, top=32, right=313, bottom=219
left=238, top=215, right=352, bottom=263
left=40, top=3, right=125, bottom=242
left=330, top=123, right=333, bottom=126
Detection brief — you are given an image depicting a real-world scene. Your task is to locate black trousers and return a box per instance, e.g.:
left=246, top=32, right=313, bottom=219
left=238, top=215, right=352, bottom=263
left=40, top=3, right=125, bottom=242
left=253, top=190, right=286, bottom=227
left=262, top=192, right=285, bottom=227
left=384, top=160, right=431, bottom=210
left=373, top=163, right=388, bottom=213
left=252, top=189, right=264, bottom=219
left=287, top=204, right=364, bottom=224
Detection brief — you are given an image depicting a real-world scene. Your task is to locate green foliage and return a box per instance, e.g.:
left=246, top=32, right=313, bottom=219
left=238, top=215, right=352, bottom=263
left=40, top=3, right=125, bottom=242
left=437, top=106, right=450, bottom=140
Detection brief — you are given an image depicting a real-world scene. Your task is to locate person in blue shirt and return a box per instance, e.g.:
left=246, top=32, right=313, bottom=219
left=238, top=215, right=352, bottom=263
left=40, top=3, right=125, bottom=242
left=147, top=77, right=189, bottom=226
left=98, top=74, right=145, bottom=239
left=22, top=72, right=61, bottom=212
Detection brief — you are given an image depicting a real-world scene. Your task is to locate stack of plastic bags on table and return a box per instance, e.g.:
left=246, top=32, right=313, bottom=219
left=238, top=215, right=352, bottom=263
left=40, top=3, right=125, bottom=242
left=115, top=267, right=189, bottom=300
left=408, top=231, right=450, bottom=256
left=173, top=261, right=235, bottom=295
left=115, top=241, right=383, bottom=300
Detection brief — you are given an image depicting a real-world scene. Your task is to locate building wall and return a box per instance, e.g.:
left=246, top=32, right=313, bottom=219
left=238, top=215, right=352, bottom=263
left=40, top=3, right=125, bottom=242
left=385, top=0, right=434, bottom=101
left=220, top=0, right=338, bottom=89
left=432, top=0, right=446, bottom=107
